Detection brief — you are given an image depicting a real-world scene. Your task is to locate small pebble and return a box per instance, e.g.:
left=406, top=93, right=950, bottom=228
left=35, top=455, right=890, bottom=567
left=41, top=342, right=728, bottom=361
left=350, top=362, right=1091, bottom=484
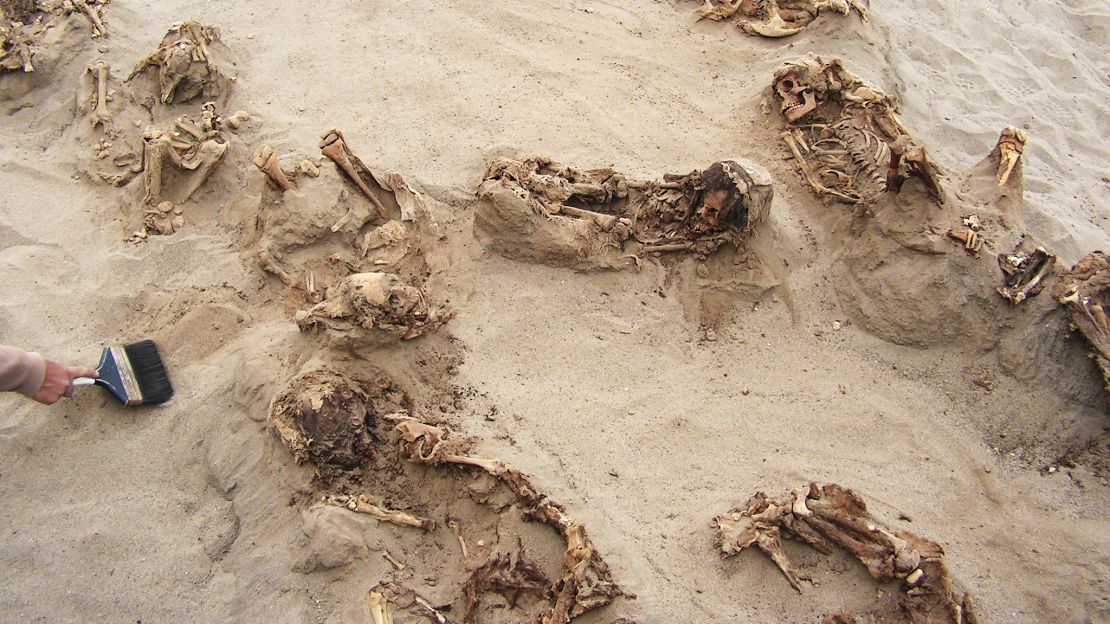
left=246, top=33, right=255, bottom=39
left=832, top=320, right=842, bottom=330
left=98, top=45, right=108, bottom=53
left=476, top=540, right=486, bottom=547
left=1047, top=466, right=1057, bottom=474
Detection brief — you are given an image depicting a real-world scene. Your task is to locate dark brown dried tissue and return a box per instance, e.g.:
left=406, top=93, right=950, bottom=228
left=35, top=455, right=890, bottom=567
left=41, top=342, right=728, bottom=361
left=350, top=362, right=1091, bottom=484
left=713, top=483, right=980, bottom=624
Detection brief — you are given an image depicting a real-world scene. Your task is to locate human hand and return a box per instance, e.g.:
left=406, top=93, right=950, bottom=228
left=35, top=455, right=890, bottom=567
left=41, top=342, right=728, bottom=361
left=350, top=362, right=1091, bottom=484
left=31, top=360, right=98, bottom=405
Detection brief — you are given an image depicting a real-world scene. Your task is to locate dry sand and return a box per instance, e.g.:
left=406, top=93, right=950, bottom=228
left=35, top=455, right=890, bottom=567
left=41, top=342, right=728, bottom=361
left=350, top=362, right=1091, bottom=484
left=1, top=1, right=1108, bottom=622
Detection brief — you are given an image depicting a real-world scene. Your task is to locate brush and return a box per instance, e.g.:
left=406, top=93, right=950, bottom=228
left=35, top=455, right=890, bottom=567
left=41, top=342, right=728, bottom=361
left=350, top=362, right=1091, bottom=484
left=71, top=340, right=174, bottom=405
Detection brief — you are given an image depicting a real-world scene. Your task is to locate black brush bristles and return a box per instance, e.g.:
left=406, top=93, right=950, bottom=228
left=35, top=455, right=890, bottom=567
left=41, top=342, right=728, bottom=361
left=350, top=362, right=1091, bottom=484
left=122, top=340, right=174, bottom=404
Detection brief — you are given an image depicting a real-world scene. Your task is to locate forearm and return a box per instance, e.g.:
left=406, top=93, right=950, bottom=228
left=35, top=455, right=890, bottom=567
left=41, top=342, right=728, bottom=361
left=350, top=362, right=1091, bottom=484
left=0, top=345, right=47, bottom=397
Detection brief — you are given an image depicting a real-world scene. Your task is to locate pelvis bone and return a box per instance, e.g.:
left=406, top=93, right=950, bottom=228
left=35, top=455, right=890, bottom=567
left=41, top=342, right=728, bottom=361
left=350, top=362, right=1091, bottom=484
left=713, top=483, right=979, bottom=623
left=695, top=0, right=868, bottom=38
left=475, top=156, right=772, bottom=270
left=774, top=54, right=945, bottom=206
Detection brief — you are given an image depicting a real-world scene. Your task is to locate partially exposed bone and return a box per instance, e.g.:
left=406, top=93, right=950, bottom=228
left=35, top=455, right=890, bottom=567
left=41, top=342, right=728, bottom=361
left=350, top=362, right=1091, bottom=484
left=66, top=0, right=108, bottom=38
left=323, top=494, right=434, bottom=531
left=252, top=144, right=294, bottom=191
left=447, top=518, right=469, bottom=560
left=373, top=583, right=459, bottom=624
left=946, top=229, right=982, bottom=255
left=127, top=21, right=229, bottom=105
left=294, top=272, right=452, bottom=343
left=81, top=61, right=112, bottom=128
left=0, top=18, right=49, bottom=73
left=774, top=55, right=946, bottom=206
left=382, top=550, right=406, bottom=571
left=391, top=418, right=628, bottom=623
left=997, top=247, right=1056, bottom=304
left=141, top=112, right=228, bottom=205
left=319, top=129, right=389, bottom=221
left=1052, top=252, right=1110, bottom=394
left=296, top=159, right=319, bottom=177
left=224, top=110, right=250, bottom=129
left=368, top=589, right=393, bottom=624
left=994, top=127, right=1027, bottom=187
left=696, top=0, right=867, bottom=38
left=714, top=483, right=977, bottom=623
left=476, top=155, right=771, bottom=269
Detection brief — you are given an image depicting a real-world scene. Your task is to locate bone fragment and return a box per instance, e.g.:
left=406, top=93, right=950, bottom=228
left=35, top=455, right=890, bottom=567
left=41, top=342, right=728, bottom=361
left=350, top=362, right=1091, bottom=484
left=224, top=110, right=249, bottom=129
left=87, top=61, right=111, bottom=128
left=556, top=204, right=619, bottom=229
left=324, top=494, right=434, bottom=531
left=447, top=518, right=468, bottom=560
left=382, top=550, right=406, bottom=571
left=995, top=126, right=1027, bottom=187
left=252, top=144, right=293, bottom=191
left=75, top=0, right=108, bottom=38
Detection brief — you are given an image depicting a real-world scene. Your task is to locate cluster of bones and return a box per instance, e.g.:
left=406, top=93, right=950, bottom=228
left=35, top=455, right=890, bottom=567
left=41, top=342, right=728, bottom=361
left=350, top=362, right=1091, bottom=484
left=713, top=483, right=981, bottom=623
left=772, top=54, right=946, bottom=206
left=1, top=0, right=108, bottom=72
left=476, top=155, right=772, bottom=269
left=252, top=128, right=450, bottom=343
left=695, top=0, right=868, bottom=38
left=1053, top=252, right=1110, bottom=392
left=267, top=368, right=628, bottom=624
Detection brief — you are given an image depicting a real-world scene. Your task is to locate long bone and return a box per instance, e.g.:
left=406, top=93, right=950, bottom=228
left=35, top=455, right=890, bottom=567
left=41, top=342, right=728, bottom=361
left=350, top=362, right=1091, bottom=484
left=319, top=129, right=389, bottom=221
left=252, top=144, right=294, bottom=191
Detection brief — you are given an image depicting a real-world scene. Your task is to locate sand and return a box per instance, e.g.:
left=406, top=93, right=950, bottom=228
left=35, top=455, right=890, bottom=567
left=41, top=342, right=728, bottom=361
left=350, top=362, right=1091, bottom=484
left=0, top=1, right=1108, bottom=622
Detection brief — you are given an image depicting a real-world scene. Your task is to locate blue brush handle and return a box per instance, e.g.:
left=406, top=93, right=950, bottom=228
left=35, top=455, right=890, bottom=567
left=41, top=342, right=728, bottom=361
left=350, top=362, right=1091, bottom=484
left=72, top=347, right=129, bottom=405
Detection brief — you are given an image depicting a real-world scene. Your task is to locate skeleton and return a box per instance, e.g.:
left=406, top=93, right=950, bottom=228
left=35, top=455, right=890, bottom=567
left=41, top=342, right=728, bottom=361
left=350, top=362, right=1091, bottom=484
left=253, top=133, right=442, bottom=296
left=388, top=415, right=629, bottom=624
left=774, top=55, right=945, bottom=206
left=135, top=101, right=228, bottom=206
left=997, top=247, right=1055, bottom=304
left=294, top=272, right=452, bottom=342
left=695, top=0, right=868, bottom=38
left=713, top=483, right=979, bottom=624
left=1052, top=252, right=1110, bottom=393
left=127, top=20, right=232, bottom=105
left=475, top=156, right=772, bottom=269
left=0, top=17, right=48, bottom=72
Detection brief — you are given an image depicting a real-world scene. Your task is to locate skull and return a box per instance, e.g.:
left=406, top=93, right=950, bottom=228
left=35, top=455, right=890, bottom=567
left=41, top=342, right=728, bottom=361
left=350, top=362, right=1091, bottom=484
left=773, top=66, right=818, bottom=123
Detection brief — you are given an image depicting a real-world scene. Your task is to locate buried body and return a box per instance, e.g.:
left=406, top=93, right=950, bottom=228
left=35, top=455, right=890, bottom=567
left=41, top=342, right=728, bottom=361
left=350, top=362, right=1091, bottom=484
left=474, top=156, right=772, bottom=270
left=266, top=367, right=631, bottom=624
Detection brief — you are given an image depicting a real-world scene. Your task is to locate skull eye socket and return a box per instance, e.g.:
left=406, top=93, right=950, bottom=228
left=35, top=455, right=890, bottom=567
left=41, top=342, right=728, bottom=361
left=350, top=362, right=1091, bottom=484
left=781, top=79, right=795, bottom=90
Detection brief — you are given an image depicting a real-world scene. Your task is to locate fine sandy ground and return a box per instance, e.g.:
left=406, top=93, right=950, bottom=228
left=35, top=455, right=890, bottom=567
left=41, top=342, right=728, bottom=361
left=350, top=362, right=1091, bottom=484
left=1, top=1, right=1108, bottom=623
